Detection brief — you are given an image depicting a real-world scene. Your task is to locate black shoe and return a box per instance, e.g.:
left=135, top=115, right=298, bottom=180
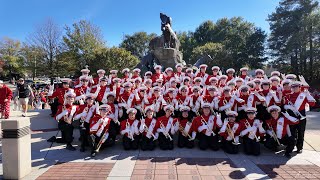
left=285, top=153, right=292, bottom=158
left=47, top=136, right=56, bottom=142
left=296, top=149, right=303, bottom=154
left=66, top=144, right=76, bottom=151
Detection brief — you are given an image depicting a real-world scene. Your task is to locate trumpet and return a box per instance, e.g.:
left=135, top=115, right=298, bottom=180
left=267, top=123, right=281, bottom=146
left=95, top=128, right=109, bottom=152
left=143, top=124, right=156, bottom=140
left=179, top=124, right=192, bottom=139
left=126, top=121, right=135, bottom=141
left=244, top=120, right=259, bottom=142
left=160, top=121, right=173, bottom=141
left=226, top=124, right=239, bottom=145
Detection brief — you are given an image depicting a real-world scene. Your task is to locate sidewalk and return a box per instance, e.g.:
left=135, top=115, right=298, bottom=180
left=1, top=109, right=320, bottom=180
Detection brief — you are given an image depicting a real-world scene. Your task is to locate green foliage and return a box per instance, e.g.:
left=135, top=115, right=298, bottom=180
left=177, top=31, right=196, bottom=64
left=119, top=32, right=157, bottom=59
left=190, top=42, right=229, bottom=68
left=63, top=20, right=105, bottom=71
left=0, top=37, right=26, bottom=76
left=91, top=47, right=139, bottom=75
left=268, top=0, right=320, bottom=80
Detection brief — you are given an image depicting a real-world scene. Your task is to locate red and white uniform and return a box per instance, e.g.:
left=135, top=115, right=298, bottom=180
left=90, top=85, right=111, bottom=103
left=257, top=90, right=281, bottom=107
left=55, top=104, right=79, bottom=122
left=217, top=96, right=245, bottom=112
left=120, top=119, right=140, bottom=138
left=139, top=117, right=158, bottom=139
left=48, top=87, right=71, bottom=105
left=89, top=115, right=111, bottom=138
left=156, top=115, right=179, bottom=135
left=239, top=118, right=265, bottom=140
left=219, top=121, right=241, bottom=141
left=191, top=115, right=222, bottom=136
left=284, top=91, right=316, bottom=111
left=265, top=115, right=298, bottom=139
left=178, top=118, right=196, bottom=139
left=238, top=93, right=265, bottom=110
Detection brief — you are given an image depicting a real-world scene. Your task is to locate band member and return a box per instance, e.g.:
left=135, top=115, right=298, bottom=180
left=91, top=76, right=111, bottom=104
left=190, top=86, right=202, bottom=113
left=133, top=77, right=142, bottom=90
left=217, top=86, right=244, bottom=120
left=151, top=65, right=163, bottom=83
left=255, top=69, right=264, bottom=79
left=75, top=75, right=91, bottom=105
left=145, top=86, right=165, bottom=117
left=240, top=107, right=265, bottom=156
left=177, top=106, right=196, bottom=148
left=264, top=105, right=299, bottom=158
left=164, top=67, right=174, bottom=84
left=218, top=75, right=227, bottom=89
left=144, top=71, right=153, bottom=80
left=234, top=78, right=244, bottom=92
left=120, top=108, right=140, bottom=150
left=0, top=80, right=13, bottom=119
left=256, top=80, right=281, bottom=122
left=93, top=69, right=106, bottom=85
left=201, top=86, right=218, bottom=110
left=270, top=76, right=282, bottom=92
left=239, top=67, right=250, bottom=82
left=208, top=77, right=219, bottom=87
left=192, top=103, right=222, bottom=150
left=74, top=94, right=98, bottom=152
left=122, top=68, right=131, bottom=82
left=156, top=105, right=178, bottom=150
left=253, top=78, right=262, bottom=91
left=174, top=63, right=184, bottom=83
left=284, top=81, right=315, bottom=153
left=185, top=68, right=194, bottom=79
left=118, top=82, right=133, bottom=120
left=54, top=90, right=78, bottom=151
left=105, top=92, right=120, bottom=145
left=163, top=88, right=179, bottom=114
left=219, top=111, right=241, bottom=154
left=226, top=68, right=235, bottom=82
left=48, top=79, right=71, bottom=116
left=238, top=85, right=265, bottom=120
left=205, top=66, right=220, bottom=85
left=176, top=85, right=191, bottom=109
left=108, top=70, right=118, bottom=86
left=196, top=64, right=209, bottom=86
left=139, top=106, right=158, bottom=151
left=89, top=104, right=112, bottom=157
left=75, top=68, right=92, bottom=87
left=132, top=68, right=141, bottom=79
left=193, top=77, right=203, bottom=88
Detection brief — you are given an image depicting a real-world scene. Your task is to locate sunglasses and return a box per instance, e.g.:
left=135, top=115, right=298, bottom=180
left=228, top=116, right=236, bottom=118
left=140, top=90, right=146, bottom=92
left=241, top=89, right=248, bottom=92
left=255, top=82, right=260, bottom=84
left=181, top=90, right=187, bottom=92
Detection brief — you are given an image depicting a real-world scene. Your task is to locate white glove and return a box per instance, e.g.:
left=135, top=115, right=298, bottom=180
left=79, top=99, right=84, bottom=105
left=223, top=119, right=229, bottom=126
left=198, top=125, right=207, bottom=132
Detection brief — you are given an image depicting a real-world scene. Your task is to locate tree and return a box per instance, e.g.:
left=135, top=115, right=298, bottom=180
left=27, top=18, right=62, bottom=77
left=63, top=20, right=105, bottom=72
left=91, top=47, right=139, bottom=76
left=119, top=32, right=156, bottom=59
left=190, top=42, right=230, bottom=69
left=268, top=0, right=319, bottom=80
left=193, top=20, right=215, bottom=46
left=177, top=31, right=196, bottom=64
left=0, top=37, right=25, bottom=78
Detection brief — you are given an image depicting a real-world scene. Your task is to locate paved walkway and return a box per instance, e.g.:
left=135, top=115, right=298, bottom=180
left=1, top=93, right=320, bottom=179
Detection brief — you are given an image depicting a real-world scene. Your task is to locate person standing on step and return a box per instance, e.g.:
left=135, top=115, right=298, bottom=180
left=14, top=78, right=34, bottom=117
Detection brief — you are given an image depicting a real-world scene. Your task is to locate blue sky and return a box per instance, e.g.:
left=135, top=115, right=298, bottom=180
left=0, top=0, right=280, bottom=47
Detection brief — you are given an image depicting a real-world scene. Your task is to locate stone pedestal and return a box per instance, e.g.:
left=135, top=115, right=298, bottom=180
left=2, top=117, right=31, bottom=179
left=153, top=48, right=184, bottom=68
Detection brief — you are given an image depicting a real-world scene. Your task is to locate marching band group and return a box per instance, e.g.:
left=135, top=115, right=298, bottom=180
left=47, top=64, right=316, bottom=158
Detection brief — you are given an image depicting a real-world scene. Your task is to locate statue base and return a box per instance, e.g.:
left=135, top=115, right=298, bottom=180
left=153, top=48, right=185, bottom=68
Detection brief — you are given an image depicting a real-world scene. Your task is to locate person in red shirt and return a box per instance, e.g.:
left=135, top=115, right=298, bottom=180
left=264, top=105, right=299, bottom=158
left=0, top=80, right=13, bottom=119
left=48, top=79, right=71, bottom=116
left=156, top=105, right=178, bottom=150
left=74, top=75, right=91, bottom=105
left=139, top=106, right=158, bottom=151
left=89, top=104, right=112, bottom=157
left=219, top=111, right=241, bottom=154
left=239, top=107, right=265, bottom=156
left=120, top=108, right=140, bottom=150
left=255, top=69, right=265, bottom=79
left=177, top=106, right=196, bottom=148
left=192, top=103, right=222, bottom=150
left=284, top=81, right=316, bottom=153
left=131, top=68, right=141, bottom=79
left=121, top=68, right=131, bottom=83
